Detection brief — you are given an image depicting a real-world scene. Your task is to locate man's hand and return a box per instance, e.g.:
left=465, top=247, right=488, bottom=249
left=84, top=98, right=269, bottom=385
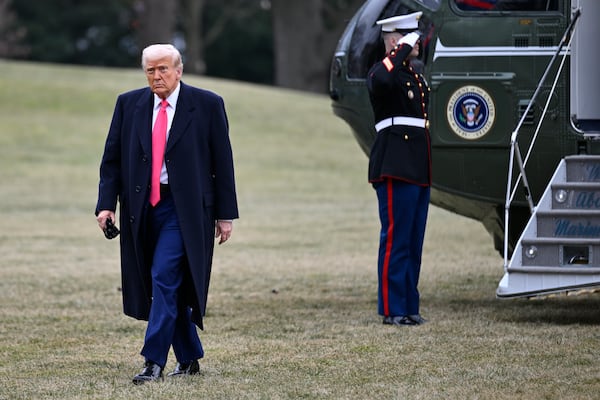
left=215, top=220, right=233, bottom=245
left=97, top=210, right=116, bottom=232
left=398, top=31, right=420, bottom=48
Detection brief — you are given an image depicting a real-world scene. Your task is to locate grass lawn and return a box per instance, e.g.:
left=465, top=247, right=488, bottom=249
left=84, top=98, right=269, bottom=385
left=0, top=59, right=599, bottom=399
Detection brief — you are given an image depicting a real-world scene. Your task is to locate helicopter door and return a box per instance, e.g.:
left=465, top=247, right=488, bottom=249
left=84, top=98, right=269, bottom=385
left=570, top=0, right=600, bottom=134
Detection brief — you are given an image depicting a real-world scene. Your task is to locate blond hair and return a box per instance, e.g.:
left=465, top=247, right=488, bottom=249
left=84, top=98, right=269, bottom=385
left=141, top=44, right=183, bottom=71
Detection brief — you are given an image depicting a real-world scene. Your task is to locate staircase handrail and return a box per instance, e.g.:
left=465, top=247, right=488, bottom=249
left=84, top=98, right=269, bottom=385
left=503, top=7, right=582, bottom=270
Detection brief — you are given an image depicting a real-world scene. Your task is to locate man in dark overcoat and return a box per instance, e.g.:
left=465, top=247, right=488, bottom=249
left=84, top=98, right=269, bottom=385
left=95, top=44, right=238, bottom=383
left=367, top=12, right=431, bottom=327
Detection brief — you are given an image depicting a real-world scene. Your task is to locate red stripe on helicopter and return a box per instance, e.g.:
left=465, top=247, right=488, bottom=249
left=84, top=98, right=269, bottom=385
left=456, top=0, right=495, bottom=9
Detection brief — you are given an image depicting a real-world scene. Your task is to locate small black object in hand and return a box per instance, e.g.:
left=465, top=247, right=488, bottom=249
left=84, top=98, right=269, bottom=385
left=104, top=218, right=120, bottom=240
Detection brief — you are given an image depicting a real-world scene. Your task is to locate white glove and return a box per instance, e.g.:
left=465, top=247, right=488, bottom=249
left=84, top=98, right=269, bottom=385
left=398, top=32, right=420, bottom=48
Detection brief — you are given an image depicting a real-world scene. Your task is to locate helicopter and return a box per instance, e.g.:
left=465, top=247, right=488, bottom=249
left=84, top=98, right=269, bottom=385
left=329, top=0, right=600, bottom=297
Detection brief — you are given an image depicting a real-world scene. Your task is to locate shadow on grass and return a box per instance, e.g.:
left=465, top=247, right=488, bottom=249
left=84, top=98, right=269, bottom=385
left=439, top=289, right=600, bottom=326
left=492, top=295, right=600, bottom=325
left=424, top=267, right=600, bottom=326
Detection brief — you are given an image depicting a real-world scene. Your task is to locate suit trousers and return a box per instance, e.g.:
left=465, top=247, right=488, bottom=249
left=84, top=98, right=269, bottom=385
left=140, top=191, right=204, bottom=368
left=374, top=178, right=430, bottom=317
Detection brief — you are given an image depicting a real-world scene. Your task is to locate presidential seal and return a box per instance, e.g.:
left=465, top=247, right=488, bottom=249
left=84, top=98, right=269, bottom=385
left=446, top=85, right=495, bottom=140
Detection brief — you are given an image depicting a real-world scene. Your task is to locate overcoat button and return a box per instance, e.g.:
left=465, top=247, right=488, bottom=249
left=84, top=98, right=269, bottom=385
left=404, top=134, right=409, bottom=140
left=135, top=185, right=141, bottom=192
left=130, top=216, right=135, bottom=223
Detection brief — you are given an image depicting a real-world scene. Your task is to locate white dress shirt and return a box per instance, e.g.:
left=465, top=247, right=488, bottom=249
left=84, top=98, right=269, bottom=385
left=152, top=83, right=180, bottom=185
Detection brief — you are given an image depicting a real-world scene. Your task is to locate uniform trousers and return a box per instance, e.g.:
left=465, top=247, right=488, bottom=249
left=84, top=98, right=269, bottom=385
left=374, top=178, right=430, bottom=317
left=140, top=191, right=204, bottom=368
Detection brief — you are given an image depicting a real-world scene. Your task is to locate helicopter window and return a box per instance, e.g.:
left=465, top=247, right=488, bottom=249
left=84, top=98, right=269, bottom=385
left=455, top=0, right=558, bottom=11
left=413, top=0, right=442, bottom=11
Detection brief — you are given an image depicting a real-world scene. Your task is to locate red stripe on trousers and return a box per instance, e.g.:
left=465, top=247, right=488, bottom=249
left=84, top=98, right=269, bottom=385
left=382, top=179, right=394, bottom=316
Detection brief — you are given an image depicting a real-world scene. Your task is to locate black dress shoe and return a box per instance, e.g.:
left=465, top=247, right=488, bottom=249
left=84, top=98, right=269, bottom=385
left=132, top=361, right=163, bottom=385
left=167, top=360, right=200, bottom=377
left=383, top=315, right=418, bottom=326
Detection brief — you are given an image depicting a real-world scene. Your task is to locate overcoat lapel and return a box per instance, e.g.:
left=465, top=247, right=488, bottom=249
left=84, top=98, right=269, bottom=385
left=167, top=82, right=194, bottom=151
left=134, top=89, right=153, bottom=156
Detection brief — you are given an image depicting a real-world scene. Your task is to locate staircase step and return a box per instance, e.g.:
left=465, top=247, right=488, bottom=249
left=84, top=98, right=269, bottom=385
left=507, top=265, right=600, bottom=274
left=565, top=155, right=600, bottom=182
left=536, top=210, right=600, bottom=238
left=551, top=182, right=600, bottom=210
left=522, top=237, right=600, bottom=245
left=497, top=270, right=600, bottom=298
left=520, top=237, right=600, bottom=267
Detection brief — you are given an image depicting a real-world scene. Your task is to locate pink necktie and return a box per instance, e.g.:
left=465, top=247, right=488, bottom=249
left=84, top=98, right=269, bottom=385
left=150, top=100, right=168, bottom=206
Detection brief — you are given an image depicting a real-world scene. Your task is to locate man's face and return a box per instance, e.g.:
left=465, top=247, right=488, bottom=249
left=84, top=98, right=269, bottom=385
left=144, top=55, right=182, bottom=99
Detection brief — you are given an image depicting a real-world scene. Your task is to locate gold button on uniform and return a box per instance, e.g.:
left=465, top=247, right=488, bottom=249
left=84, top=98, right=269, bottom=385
left=404, top=134, right=409, bottom=140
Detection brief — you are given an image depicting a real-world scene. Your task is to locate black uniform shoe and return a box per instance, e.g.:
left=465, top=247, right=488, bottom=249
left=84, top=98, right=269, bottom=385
left=408, top=314, right=428, bottom=325
left=132, top=361, right=163, bottom=385
left=383, top=315, right=418, bottom=326
left=167, top=360, right=200, bottom=377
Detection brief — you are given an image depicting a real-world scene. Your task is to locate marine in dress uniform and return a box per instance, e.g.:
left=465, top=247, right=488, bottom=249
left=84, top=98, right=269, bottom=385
left=367, top=12, right=431, bottom=326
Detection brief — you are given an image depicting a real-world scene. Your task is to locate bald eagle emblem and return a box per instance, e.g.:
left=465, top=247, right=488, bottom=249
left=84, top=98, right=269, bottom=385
left=460, top=99, right=482, bottom=128
left=447, top=85, right=495, bottom=140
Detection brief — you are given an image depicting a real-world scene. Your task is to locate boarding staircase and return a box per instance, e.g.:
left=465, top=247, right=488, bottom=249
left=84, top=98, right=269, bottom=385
left=496, top=2, right=600, bottom=297
left=497, top=155, right=600, bottom=297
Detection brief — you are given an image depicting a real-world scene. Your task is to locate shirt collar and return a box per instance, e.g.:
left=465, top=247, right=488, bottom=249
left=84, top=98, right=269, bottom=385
left=153, top=82, right=181, bottom=109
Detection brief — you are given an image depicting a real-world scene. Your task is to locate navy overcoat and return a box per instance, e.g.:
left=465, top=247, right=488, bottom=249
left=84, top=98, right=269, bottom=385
left=96, top=81, right=239, bottom=329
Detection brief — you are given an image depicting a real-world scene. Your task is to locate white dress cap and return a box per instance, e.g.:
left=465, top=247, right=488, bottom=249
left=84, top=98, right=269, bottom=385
left=376, top=11, right=422, bottom=32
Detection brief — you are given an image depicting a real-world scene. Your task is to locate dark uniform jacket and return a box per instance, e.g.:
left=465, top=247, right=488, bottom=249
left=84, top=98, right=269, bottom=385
left=96, top=81, right=239, bottom=330
left=367, top=42, right=431, bottom=186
